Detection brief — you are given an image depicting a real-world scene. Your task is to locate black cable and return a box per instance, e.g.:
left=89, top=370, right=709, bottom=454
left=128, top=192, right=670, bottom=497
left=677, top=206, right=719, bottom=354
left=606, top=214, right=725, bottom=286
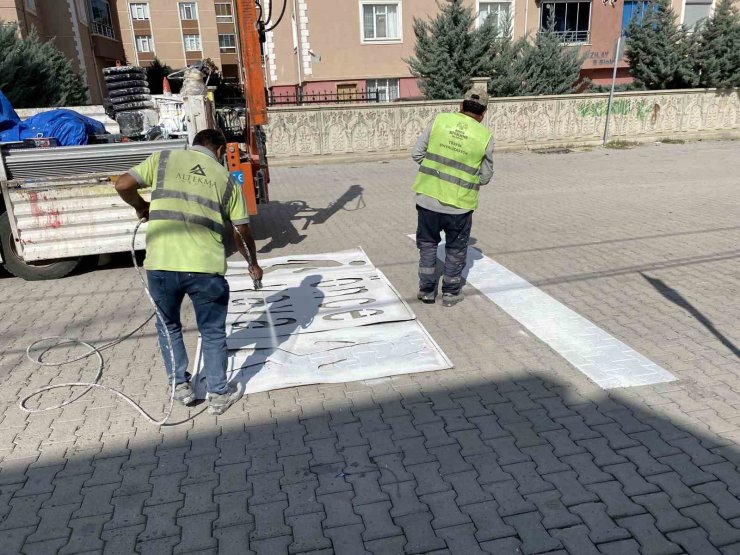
left=265, top=0, right=287, bottom=31
left=266, top=0, right=273, bottom=24
left=255, top=0, right=263, bottom=21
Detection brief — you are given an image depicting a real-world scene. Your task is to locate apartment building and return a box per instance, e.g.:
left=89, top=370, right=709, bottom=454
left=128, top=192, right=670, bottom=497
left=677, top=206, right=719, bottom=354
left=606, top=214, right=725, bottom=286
left=116, top=0, right=242, bottom=81
left=0, top=0, right=126, bottom=103
left=263, top=0, right=715, bottom=100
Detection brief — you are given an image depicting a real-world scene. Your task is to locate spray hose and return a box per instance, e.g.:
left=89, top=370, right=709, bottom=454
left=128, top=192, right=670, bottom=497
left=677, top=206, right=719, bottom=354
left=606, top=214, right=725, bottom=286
left=18, top=219, right=181, bottom=426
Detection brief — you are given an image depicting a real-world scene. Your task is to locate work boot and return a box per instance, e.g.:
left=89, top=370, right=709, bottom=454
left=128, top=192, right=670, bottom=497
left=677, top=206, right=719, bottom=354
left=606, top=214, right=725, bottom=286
left=442, top=291, right=463, bottom=307
left=208, top=382, right=243, bottom=415
left=173, top=382, right=195, bottom=406
left=417, top=290, right=436, bottom=304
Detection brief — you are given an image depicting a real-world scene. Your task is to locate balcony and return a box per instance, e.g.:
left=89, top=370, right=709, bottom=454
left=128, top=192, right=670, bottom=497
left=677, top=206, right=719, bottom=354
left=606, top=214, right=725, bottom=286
left=90, top=21, right=115, bottom=39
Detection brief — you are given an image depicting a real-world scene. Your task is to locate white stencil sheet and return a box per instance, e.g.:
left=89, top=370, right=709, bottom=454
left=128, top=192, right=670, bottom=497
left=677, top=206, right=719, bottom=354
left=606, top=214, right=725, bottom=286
left=193, top=248, right=452, bottom=397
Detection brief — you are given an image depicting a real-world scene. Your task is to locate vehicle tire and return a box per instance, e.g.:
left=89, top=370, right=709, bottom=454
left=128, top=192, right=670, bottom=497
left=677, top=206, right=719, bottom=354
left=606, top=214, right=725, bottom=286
left=113, top=100, right=155, bottom=111
left=0, top=211, right=83, bottom=281
left=110, top=94, right=152, bottom=105
left=104, top=65, right=144, bottom=74
left=104, top=71, right=147, bottom=82
left=109, top=86, right=150, bottom=98
left=106, top=79, right=149, bottom=91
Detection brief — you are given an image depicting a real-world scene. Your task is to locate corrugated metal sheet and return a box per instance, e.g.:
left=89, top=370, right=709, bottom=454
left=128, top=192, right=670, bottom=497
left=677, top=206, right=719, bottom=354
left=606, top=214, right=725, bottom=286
left=2, top=139, right=186, bottom=180
left=6, top=174, right=150, bottom=262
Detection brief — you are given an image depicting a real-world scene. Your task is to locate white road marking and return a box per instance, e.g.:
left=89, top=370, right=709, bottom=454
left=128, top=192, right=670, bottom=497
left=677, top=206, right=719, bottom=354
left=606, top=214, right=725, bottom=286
left=411, top=235, right=676, bottom=389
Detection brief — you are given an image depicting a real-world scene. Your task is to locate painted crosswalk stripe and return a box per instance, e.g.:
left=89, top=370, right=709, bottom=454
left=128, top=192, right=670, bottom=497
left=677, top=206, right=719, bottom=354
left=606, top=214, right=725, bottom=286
left=410, top=236, right=676, bottom=389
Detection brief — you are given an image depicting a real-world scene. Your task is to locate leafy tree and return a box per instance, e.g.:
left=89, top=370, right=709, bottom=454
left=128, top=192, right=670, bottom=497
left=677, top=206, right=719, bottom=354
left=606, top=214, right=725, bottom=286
left=625, top=0, right=699, bottom=89
left=0, top=22, right=87, bottom=107
left=517, top=15, right=588, bottom=95
left=694, top=0, right=740, bottom=88
left=406, top=0, right=498, bottom=99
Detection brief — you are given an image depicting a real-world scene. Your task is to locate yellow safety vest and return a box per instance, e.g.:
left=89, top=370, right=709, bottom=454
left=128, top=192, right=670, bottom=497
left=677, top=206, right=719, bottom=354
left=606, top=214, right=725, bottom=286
left=412, top=112, right=492, bottom=211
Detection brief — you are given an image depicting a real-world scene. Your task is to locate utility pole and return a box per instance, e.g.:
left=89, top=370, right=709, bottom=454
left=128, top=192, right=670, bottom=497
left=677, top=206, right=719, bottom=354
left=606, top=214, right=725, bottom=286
left=603, top=35, right=623, bottom=145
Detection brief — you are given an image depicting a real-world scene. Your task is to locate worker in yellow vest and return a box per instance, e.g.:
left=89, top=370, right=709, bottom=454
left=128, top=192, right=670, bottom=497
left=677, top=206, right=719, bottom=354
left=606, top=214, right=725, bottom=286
left=411, top=87, right=494, bottom=307
left=115, top=129, right=263, bottom=415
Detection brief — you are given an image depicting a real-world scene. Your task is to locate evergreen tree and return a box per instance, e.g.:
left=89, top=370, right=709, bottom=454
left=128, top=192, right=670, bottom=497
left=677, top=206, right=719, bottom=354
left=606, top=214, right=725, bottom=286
left=517, top=15, right=587, bottom=95
left=487, top=15, right=529, bottom=97
left=0, top=22, right=87, bottom=108
left=145, top=57, right=174, bottom=94
left=625, top=0, right=699, bottom=89
left=44, top=42, right=88, bottom=106
left=694, top=0, right=740, bottom=88
left=406, top=0, right=498, bottom=99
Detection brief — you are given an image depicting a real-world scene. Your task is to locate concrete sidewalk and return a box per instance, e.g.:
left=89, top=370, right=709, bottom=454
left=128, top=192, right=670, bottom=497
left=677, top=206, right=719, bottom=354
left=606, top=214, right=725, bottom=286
left=1, top=141, right=739, bottom=554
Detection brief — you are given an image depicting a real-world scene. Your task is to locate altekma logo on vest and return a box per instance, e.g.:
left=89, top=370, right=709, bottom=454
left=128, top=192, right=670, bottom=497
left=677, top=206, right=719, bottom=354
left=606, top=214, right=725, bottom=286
left=175, top=164, right=217, bottom=186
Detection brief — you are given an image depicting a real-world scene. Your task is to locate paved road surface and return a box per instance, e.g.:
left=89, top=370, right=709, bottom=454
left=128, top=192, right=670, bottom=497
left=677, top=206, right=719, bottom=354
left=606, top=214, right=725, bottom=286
left=1, top=141, right=739, bottom=554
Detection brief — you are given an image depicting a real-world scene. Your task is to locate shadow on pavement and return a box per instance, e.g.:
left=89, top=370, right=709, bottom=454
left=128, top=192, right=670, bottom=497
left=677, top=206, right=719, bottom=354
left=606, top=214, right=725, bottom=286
left=4, top=371, right=740, bottom=553
left=642, top=273, right=739, bottom=359
left=251, top=185, right=365, bottom=254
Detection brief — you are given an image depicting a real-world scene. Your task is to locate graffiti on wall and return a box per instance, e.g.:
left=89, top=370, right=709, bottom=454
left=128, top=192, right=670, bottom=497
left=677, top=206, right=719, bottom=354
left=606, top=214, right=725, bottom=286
left=578, top=99, right=659, bottom=122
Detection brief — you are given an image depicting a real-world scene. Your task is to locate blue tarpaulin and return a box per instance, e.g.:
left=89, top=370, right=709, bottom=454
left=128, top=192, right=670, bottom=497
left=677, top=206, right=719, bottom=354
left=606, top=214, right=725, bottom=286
left=0, top=90, right=106, bottom=146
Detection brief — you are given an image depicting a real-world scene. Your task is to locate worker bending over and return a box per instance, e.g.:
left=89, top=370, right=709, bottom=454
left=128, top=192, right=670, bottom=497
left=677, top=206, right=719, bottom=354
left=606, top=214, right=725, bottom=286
left=412, top=87, right=494, bottom=307
left=115, top=129, right=263, bottom=415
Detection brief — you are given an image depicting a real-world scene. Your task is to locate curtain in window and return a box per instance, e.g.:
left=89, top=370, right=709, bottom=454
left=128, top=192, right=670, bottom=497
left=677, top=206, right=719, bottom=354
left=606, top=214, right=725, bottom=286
left=363, top=6, right=375, bottom=39
left=385, top=4, right=398, bottom=38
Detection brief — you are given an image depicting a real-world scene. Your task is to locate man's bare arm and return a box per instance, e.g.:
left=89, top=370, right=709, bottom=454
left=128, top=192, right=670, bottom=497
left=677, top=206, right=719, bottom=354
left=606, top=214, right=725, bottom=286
left=115, top=173, right=150, bottom=220
left=233, top=223, right=263, bottom=282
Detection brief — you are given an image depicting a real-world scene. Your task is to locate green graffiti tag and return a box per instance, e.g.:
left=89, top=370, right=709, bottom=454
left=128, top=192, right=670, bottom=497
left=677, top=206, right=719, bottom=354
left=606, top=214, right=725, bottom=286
left=578, top=99, right=654, bottom=120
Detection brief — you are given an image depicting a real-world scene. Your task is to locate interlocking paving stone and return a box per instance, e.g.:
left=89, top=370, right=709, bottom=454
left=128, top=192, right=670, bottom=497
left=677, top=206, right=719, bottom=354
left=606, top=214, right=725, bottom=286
left=658, top=454, right=716, bottom=487
left=586, top=481, right=644, bottom=519
left=504, top=511, right=562, bottom=554
left=616, top=514, right=683, bottom=555
left=551, top=525, right=601, bottom=555
left=479, top=536, right=523, bottom=554
left=680, top=504, right=740, bottom=547
left=420, top=490, right=471, bottom=529
left=484, top=480, right=537, bottom=517
left=522, top=444, right=571, bottom=475
left=668, top=528, right=722, bottom=555
left=465, top=453, right=512, bottom=484
left=460, top=500, right=517, bottom=542
left=395, top=512, right=446, bottom=554
left=287, top=513, right=332, bottom=554
left=602, top=462, right=660, bottom=497
left=443, top=470, right=492, bottom=506
left=355, top=501, right=402, bottom=542
left=213, top=524, right=257, bottom=555
left=645, top=472, right=709, bottom=509
left=436, top=524, right=488, bottom=555
left=571, top=502, right=631, bottom=544
left=542, top=471, right=599, bottom=506
left=408, top=462, right=451, bottom=497
left=324, top=524, right=370, bottom=555
left=526, top=490, right=582, bottom=529
left=597, top=538, right=642, bottom=554
left=693, top=482, right=740, bottom=520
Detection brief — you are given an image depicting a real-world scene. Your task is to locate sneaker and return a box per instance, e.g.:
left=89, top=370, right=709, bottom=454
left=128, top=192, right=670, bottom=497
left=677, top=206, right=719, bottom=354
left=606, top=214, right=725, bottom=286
left=173, top=382, right=195, bottom=406
left=442, top=292, right=463, bottom=307
left=207, top=382, right=243, bottom=415
left=417, top=290, right=436, bottom=304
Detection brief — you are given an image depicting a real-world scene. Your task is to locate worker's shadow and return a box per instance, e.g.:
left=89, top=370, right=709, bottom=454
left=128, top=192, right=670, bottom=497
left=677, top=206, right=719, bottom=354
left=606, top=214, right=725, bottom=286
left=225, top=275, right=326, bottom=390
left=250, top=184, right=365, bottom=253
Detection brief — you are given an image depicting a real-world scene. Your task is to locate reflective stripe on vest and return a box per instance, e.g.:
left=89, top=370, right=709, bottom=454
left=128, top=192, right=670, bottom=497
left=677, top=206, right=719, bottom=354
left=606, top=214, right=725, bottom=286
left=148, top=149, right=229, bottom=234
left=412, top=113, right=492, bottom=211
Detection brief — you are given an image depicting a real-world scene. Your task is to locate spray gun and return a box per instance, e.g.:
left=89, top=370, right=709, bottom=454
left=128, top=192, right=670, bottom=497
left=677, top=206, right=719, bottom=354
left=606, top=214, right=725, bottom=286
left=234, top=225, right=262, bottom=290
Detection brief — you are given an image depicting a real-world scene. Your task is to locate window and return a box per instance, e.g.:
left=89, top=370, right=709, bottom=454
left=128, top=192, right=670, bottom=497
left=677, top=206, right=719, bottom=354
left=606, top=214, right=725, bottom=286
left=90, top=0, right=115, bottom=38
left=540, top=1, right=591, bottom=43
left=478, top=2, right=512, bottom=34
left=179, top=2, right=197, bottom=20
left=621, top=0, right=650, bottom=33
left=136, top=35, right=154, bottom=52
left=219, top=33, right=236, bottom=53
left=130, top=3, right=150, bottom=20
left=361, top=3, right=401, bottom=41
left=25, top=0, right=37, bottom=12
left=215, top=2, right=233, bottom=23
left=184, top=34, right=202, bottom=51
left=366, top=78, right=400, bottom=102
left=683, top=0, right=712, bottom=28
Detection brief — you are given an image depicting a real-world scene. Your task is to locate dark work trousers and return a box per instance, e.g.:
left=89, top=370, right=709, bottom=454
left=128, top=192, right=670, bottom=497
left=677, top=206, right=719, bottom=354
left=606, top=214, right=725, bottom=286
left=416, top=205, right=473, bottom=295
